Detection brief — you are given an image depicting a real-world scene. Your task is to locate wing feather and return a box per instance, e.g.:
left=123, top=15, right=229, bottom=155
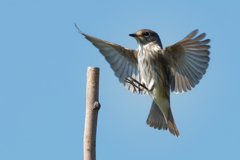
left=163, top=29, right=210, bottom=93
left=76, top=24, right=148, bottom=94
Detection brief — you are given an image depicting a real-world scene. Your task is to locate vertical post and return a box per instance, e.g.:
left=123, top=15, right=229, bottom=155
left=84, top=67, right=100, bottom=160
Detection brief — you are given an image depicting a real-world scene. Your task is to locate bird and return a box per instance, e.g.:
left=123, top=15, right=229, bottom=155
left=75, top=24, right=210, bottom=137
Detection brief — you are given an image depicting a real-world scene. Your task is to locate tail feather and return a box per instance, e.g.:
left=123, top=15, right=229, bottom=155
left=167, top=108, right=180, bottom=137
left=146, top=101, right=167, bottom=130
left=146, top=101, right=180, bottom=137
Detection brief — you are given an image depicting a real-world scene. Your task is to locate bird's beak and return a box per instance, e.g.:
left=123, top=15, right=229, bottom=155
left=129, top=33, right=138, bottom=37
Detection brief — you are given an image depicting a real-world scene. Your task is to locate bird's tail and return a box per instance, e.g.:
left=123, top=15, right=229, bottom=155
left=146, top=101, right=180, bottom=137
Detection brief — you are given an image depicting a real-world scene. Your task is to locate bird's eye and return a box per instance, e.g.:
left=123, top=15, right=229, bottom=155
left=143, top=32, right=150, bottom=36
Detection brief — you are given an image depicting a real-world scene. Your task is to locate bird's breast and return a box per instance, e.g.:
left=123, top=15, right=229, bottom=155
left=138, top=52, right=163, bottom=87
left=138, top=48, right=168, bottom=98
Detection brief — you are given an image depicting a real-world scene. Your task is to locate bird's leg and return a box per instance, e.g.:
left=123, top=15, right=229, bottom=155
left=147, top=80, right=155, bottom=91
left=124, top=76, right=149, bottom=93
left=139, top=82, right=146, bottom=92
left=124, top=77, right=138, bottom=93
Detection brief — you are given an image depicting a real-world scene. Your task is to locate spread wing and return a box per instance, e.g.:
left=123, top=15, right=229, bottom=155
left=75, top=24, right=147, bottom=94
left=162, top=29, right=210, bottom=93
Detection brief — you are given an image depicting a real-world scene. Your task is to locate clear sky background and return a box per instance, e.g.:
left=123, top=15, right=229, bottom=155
left=1, top=0, right=239, bottom=160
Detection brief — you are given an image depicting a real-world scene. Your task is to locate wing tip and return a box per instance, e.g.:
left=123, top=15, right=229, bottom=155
left=191, top=29, right=198, bottom=38
left=74, top=23, right=86, bottom=36
left=193, top=29, right=198, bottom=33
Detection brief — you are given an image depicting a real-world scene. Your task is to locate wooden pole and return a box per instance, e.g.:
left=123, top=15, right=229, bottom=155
left=84, top=67, right=100, bottom=160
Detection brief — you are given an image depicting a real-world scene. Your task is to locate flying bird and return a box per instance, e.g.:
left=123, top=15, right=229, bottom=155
left=76, top=24, right=210, bottom=137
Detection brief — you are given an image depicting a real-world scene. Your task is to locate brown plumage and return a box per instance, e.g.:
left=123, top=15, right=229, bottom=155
left=76, top=24, right=210, bottom=137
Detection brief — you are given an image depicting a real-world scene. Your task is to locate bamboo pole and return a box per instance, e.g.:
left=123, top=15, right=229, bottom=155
left=84, top=67, right=100, bottom=160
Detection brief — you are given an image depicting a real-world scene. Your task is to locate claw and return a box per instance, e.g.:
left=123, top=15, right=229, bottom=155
left=124, top=76, right=148, bottom=94
left=124, top=76, right=138, bottom=93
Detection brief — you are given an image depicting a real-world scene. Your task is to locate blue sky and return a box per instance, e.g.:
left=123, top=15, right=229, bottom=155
left=1, top=0, right=240, bottom=159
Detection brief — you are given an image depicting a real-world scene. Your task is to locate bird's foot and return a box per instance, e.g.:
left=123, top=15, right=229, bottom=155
left=124, top=76, right=149, bottom=94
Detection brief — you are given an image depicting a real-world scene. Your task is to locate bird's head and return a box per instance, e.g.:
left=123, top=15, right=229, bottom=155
left=129, top=29, right=163, bottom=48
